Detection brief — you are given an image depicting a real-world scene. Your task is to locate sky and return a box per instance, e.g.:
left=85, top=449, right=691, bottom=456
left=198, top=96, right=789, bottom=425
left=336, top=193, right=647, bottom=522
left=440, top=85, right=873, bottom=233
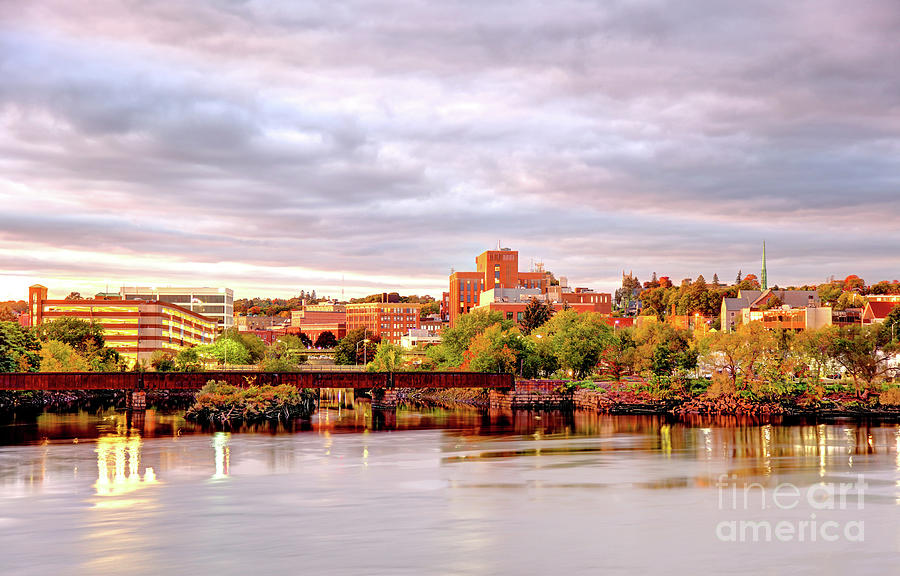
left=1, top=0, right=898, bottom=301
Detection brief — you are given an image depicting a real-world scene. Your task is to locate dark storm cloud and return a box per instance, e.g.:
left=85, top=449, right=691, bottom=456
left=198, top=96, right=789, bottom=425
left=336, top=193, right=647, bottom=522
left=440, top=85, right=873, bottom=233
left=0, top=0, right=898, bottom=298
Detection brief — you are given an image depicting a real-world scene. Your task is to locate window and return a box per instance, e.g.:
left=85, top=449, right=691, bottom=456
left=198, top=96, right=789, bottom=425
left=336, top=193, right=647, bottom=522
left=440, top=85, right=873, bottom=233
left=517, top=312, right=523, bottom=321
left=506, top=312, right=513, bottom=320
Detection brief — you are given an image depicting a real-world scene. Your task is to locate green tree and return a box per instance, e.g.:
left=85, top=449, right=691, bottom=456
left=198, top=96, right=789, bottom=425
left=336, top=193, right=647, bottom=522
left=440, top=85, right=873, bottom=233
left=704, top=321, right=777, bottom=390
left=149, top=349, right=177, bottom=372
left=532, top=311, right=613, bottom=378
left=196, top=339, right=251, bottom=366
left=421, top=301, right=441, bottom=315
left=817, top=282, right=843, bottom=306
left=367, top=341, right=405, bottom=372
left=598, top=329, right=637, bottom=380
left=314, top=331, right=338, bottom=348
left=827, top=325, right=897, bottom=396
left=175, top=347, right=203, bottom=371
left=217, top=328, right=266, bottom=363
left=461, top=324, right=521, bottom=373
left=37, top=317, right=120, bottom=370
left=427, top=310, right=511, bottom=368
left=0, top=321, right=41, bottom=372
left=793, top=327, right=837, bottom=386
left=880, top=307, right=900, bottom=342
left=333, top=328, right=380, bottom=365
left=834, top=291, right=866, bottom=311
left=520, top=298, right=553, bottom=335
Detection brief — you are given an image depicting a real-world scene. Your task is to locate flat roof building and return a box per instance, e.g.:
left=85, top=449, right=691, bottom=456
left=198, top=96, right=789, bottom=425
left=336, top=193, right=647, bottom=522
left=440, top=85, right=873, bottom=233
left=346, top=302, right=422, bottom=345
left=120, top=286, right=234, bottom=330
left=29, top=285, right=217, bottom=366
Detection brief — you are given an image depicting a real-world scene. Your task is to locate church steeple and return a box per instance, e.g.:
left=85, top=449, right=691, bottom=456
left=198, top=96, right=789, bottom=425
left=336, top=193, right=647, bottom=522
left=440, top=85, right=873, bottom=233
left=761, top=241, right=768, bottom=291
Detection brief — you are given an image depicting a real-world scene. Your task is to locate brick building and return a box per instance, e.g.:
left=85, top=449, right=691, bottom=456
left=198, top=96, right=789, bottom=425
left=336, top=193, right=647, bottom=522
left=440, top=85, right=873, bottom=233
left=28, top=285, right=217, bottom=366
left=345, top=302, right=422, bottom=344
left=449, top=248, right=611, bottom=326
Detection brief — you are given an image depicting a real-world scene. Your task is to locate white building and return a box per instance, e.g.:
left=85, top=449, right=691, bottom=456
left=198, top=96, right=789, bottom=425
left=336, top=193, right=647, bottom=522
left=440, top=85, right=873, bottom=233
left=120, top=286, right=234, bottom=330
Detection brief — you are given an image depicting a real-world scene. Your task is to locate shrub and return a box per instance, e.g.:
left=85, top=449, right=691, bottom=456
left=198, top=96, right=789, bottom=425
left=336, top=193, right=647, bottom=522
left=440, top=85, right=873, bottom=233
left=186, top=380, right=317, bottom=423
left=879, top=386, right=900, bottom=406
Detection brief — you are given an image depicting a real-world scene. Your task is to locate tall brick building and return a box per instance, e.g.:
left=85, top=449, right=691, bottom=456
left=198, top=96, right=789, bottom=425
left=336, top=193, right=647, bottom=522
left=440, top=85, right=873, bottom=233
left=449, top=248, right=612, bottom=326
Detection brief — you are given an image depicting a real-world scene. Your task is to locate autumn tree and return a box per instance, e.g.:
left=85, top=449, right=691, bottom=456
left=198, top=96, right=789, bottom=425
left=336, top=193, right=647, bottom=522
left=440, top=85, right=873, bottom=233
left=426, top=310, right=511, bottom=368
left=520, top=298, right=553, bottom=335
left=39, top=340, right=90, bottom=372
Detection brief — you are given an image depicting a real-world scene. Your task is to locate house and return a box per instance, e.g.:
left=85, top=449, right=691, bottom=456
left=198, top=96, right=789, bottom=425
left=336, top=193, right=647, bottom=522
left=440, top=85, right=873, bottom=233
left=862, top=300, right=900, bottom=325
left=720, top=288, right=827, bottom=332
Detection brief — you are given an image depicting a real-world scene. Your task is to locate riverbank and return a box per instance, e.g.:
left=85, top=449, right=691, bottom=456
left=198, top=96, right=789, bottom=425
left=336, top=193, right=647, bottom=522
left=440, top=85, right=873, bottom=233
left=0, top=390, right=196, bottom=413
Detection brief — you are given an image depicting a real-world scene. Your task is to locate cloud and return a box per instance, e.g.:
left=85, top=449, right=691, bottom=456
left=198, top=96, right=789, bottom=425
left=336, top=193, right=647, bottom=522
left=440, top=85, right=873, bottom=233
left=0, top=0, right=898, bottom=300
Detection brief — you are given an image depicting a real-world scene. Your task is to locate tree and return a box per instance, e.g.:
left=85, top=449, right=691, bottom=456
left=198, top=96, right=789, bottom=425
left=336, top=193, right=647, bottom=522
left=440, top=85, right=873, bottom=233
left=817, top=282, right=843, bottom=306
left=631, top=322, right=696, bottom=381
left=149, top=349, right=177, bottom=372
left=834, top=291, right=866, bottom=310
left=270, top=335, right=309, bottom=366
left=259, top=356, right=303, bottom=372
left=196, top=339, right=251, bottom=366
left=793, top=328, right=838, bottom=386
left=598, top=329, right=637, bottom=380
left=0, top=321, right=41, bottom=372
left=367, top=341, right=405, bottom=372
left=712, top=274, right=720, bottom=287
left=39, top=340, right=90, bottom=372
left=64, top=292, right=85, bottom=301
left=37, top=317, right=120, bottom=370
left=333, top=328, right=380, bottom=365
left=461, top=324, right=523, bottom=374
left=217, top=328, right=266, bottom=363
left=520, top=298, right=553, bottom=335
left=704, top=321, right=778, bottom=390
left=297, top=332, right=313, bottom=347
left=532, top=311, right=613, bottom=378
left=736, top=270, right=742, bottom=284
left=881, top=307, right=900, bottom=343
left=739, top=274, right=761, bottom=290
left=427, top=310, right=511, bottom=368
left=175, top=347, right=202, bottom=371
left=314, top=331, right=338, bottom=348
left=827, top=326, right=897, bottom=396
left=38, top=317, right=104, bottom=355
left=421, top=301, right=440, bottom=316
left=843, top=275, right=865, bottom=292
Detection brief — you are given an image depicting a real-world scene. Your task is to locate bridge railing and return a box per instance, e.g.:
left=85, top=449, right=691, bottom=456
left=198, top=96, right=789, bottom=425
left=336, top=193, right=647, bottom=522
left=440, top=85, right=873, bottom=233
left=0, top=371, right=514, bottom=391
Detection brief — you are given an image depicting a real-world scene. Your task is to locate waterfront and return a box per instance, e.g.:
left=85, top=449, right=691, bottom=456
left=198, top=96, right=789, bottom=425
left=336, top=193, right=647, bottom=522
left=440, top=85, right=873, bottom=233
left=0, top=404, right=898, bottom=575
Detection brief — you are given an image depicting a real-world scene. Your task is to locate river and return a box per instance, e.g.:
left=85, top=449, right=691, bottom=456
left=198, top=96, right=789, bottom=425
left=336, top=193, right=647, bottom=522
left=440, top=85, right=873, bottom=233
left=0, top=401, right=897, bottom=575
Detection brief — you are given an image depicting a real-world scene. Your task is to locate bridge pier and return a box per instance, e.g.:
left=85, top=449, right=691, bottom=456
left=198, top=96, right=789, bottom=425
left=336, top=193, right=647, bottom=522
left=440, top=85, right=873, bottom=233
left=371, top=388, right=399, bottom=409
left=125, top=390, right=147, bottom=411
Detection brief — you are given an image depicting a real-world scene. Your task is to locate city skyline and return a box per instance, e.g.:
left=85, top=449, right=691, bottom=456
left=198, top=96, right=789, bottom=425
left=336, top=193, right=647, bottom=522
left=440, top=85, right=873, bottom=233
left=2, top=1, right=898, bottom=301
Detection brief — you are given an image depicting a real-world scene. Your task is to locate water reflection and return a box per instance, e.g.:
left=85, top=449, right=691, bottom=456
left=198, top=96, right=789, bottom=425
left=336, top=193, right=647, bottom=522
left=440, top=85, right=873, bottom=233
left=212, top=432, right=230, bottom=479
left=0, top=404, right=897, bottom=576
left=94, top=433, right=157, bottom=497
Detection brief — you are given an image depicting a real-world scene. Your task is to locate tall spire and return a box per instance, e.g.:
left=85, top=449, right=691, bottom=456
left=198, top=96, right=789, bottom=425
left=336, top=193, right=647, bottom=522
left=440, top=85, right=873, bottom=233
left=761, top=241, right=768, bottom=290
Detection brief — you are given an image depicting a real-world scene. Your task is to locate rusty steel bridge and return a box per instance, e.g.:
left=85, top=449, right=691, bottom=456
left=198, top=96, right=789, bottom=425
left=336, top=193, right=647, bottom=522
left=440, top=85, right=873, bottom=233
left=0, top=371, right=514, bottom=392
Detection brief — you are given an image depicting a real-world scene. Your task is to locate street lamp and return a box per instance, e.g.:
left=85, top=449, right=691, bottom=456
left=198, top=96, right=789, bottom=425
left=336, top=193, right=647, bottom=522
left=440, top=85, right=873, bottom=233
left=356, top=338, right=371, bottom=366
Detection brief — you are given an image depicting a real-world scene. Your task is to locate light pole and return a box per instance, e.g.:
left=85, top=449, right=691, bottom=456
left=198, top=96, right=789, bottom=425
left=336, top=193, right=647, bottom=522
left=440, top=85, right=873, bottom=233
left=356, top=338, right=371, bottom=366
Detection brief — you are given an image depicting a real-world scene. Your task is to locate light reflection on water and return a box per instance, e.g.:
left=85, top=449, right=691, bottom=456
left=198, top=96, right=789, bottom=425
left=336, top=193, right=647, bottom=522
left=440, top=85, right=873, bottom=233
left=0, top=402, right=898, bottom=575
